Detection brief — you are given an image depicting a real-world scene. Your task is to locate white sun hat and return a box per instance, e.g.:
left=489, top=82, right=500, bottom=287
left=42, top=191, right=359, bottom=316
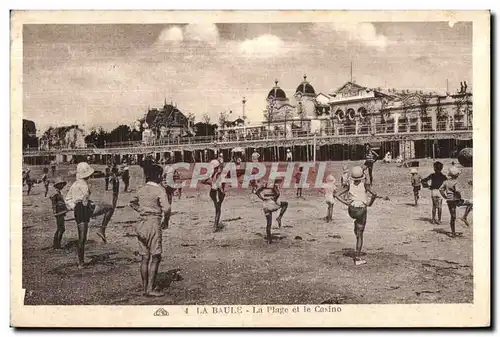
left=76, top=162, right=95, bottom=179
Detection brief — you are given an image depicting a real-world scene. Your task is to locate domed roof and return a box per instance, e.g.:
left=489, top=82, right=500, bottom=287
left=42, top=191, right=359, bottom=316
left=267, top=80, right=287, bottom=101
left=295, top=75, right=315, bottom=96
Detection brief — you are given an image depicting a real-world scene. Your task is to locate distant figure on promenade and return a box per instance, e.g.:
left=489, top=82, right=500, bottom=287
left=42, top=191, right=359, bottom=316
left=286, top=148, right=292, bottom=162
left=383, top=152, right=392, bottom=163
left=251, top=149, right=260, bottom=163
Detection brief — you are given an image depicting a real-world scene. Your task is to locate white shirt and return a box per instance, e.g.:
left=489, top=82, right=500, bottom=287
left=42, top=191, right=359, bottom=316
left=65, top=178, right=91, bottom=210
left=251, top=152, right=260, bottom=162
left=349, top=181, right=366, bottom=204
left=286, top=151, right=292, bottom=159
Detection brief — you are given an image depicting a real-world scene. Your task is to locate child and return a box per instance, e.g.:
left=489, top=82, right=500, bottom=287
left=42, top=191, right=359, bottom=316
left=104, top=164, right=111, bottom=191
left=111, top=166, right=120, bottom=208
left=364, top=143, right=379, bottom=184
left=255, top=173, right=288, bottom=244
left=410, top=168, right=422, bottom=206
left=295, top=167, right=303, bottom=198
left=173, top=168, right=182, bottom=200
left=41, top=167, right=50, bottom=197
left=421, top=161, right=447, bottom=225
left=439, top=166, right=473, bottom=237
left=64, top=162, right=95, bottom=268
left=334, top=166, right=388, bottom=266
left=318, top=174, right=336, bottom=222
left=129, top=164, right=171, bottom=297
left=121, top=161, right=130, bottom=192
left=50, top=177, right=68, bottom=249
left=162, top=163, right=180, bottom=204
left=65, top=162, right=115, bottom=267
left=50, top=160, right=57, bottom=177
left=201, top=159, right=226, bottom=232
left=340, top=165, right=350, bottom=189
left=23, top=168, right=33, bottom=195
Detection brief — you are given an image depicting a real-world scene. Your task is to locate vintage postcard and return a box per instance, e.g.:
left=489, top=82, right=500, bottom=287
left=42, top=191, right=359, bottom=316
left=11, top=10, right=490, bottom=327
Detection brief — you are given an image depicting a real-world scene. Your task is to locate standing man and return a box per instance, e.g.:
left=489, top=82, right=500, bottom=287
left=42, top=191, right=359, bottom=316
left=251, top=148, right=260, bottom=163
left=121, top=159, right=130, bottom=192
left=50, top=159, right=57, bottom=177
left=286, top=148, right=292, bottom=162
left=364, top=143, right=379, bottom=185
left=104, top=163, right=111, bottom=191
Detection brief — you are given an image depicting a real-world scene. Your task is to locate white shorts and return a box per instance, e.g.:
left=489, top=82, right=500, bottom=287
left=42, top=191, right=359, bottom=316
left=263, top=199, right=281, bottom=214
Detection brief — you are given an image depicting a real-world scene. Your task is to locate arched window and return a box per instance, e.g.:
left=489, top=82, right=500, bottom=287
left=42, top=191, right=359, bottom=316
left=335, top=109, right=344, bottom=120
left=358, top=107, right=368, bottom=119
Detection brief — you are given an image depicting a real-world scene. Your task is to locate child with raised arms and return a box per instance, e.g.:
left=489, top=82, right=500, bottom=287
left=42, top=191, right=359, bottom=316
left=334, top=166, right=389, bottom=266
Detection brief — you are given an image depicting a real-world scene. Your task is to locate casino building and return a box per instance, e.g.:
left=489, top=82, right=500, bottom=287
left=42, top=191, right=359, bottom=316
left=222, top=75, right=473, bottom=160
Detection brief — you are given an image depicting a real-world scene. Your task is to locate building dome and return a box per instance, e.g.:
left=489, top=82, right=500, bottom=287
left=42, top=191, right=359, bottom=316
left=295, top=75, right=315, bottom=96
left=267, top=80, right=287, bottom=101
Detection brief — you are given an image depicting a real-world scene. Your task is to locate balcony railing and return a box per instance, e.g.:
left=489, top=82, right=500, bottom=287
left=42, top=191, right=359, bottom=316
left=23, top=122, right=473, bottom=154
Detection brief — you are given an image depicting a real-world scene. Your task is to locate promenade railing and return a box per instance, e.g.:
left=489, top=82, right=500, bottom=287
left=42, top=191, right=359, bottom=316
left=23, top=122, right=473, bottom=154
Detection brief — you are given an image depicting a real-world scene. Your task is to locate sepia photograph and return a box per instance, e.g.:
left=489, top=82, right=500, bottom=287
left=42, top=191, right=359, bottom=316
left=10, top=10, right=490, bottom=327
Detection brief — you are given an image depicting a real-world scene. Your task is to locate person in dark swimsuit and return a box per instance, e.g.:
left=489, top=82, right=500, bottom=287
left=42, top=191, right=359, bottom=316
left=254, top=173, right=288, bottom=244
left=364, top=143, right=379, bottom=185
left=201, top=159, right=226, bottom=232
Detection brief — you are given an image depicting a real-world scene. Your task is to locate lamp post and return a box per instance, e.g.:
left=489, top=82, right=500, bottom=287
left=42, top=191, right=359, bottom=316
left=242, top=97, right=247, bottom=137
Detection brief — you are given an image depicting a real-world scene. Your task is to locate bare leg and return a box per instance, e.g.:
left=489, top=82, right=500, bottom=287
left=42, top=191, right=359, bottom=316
left=461, top=202, right=473, bottom=227
left=447, top=202, right=457, bottom=236
left=328, top=203, right=333, bottom=222
left=214, top=202, right=222, bottom=231
left=76, top=222, right=89, bottom=268
left=147, top=255, right=163, bottom=296
left=94, top=203, right=114, bottom=243
left=53, top=217, right=65, bottom=249
left=276, top=201, right=288, bottom=228
left=266, top=213, right=273, bottom=244
left=140, top=255, right=150, bottom=295
left=431, top=200, right=437, bottom=223
left=437, top=199, right=443, bottom=224
left=354, top=226, right=366, bottom=265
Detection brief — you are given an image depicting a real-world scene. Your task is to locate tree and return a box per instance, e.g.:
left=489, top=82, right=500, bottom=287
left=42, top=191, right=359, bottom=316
left=108, top=125, right=132, bottom=143
left=218, top=111, right=230, bottom=130
left=194, top=122, right=217, bottom=137
left=85, top=127, right=109, bottom=148
left=22, top=119, right=38, bottom=149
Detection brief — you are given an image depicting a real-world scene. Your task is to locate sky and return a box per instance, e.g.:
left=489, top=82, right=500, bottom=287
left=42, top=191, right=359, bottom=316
left=23, top=21, right=472, bottom=133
